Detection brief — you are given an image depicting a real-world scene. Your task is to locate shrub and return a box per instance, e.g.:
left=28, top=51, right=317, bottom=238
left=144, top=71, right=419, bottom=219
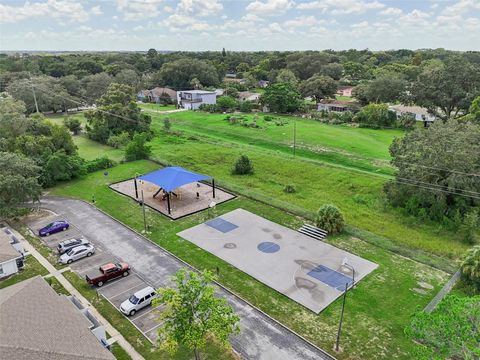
left=63, top=117, right=82, bottom=135
left=263, top=115, right=274, bottom=122
left=84, top=156, right=116, bottom=173
left=125, top=133, right=152, bottom=161
left=217, top=96, right=237, bottom=112
left=107, top=131, right=130, bottom=148
left=163, top=118, right=171, bottom=131
left=461, top=245, right=480, bottom=290
left=461, top=210, right=479, bottom=244
left=238, top=101, right=253, bottom=113
left=232, top=155, right=254, bottom=175
left=315, top=204, right=345, bottom=234
left=283, top=184, right=296, bottom=193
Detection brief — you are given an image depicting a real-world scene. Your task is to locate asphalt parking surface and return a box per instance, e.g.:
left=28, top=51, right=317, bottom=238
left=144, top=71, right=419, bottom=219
left=26, top=213, right=162, bottom=343
left=30, top=197, right=336, bottom=360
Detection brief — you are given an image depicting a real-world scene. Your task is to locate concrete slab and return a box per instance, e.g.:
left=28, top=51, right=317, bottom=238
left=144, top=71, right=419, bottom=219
left=178, top=208, right=378, bottom=313
left=110, top=179, right=235, bottom=220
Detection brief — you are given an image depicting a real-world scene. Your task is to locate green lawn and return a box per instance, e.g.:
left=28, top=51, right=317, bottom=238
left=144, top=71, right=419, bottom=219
left=156, top=111, right=402, bottom=176
left=73, top=136, right=124, bottom=162
left=52, top=161, right=452, bottom=359
left=0, top=255, right=48, bottom=289
left=139, top=103, right=177, bottom=111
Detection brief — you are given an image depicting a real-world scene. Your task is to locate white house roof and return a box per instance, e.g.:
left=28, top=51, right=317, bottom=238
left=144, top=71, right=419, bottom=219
left=0, top=229, right=21, bottom=263
left=389, top=104, right=431, bottom=116
left=178, top=90, right=216, bottom=94
left=0, top=276, right=114, bottom=360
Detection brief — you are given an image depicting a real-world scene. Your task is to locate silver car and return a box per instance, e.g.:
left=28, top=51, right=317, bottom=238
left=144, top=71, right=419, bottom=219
left=57, top=237, right=90, bottom=254
left=59, top=244, right=95, bottom=264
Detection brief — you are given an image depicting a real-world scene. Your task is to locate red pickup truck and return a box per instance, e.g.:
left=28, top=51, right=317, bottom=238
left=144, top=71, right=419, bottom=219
left=86, top=262, right=130, bottom=287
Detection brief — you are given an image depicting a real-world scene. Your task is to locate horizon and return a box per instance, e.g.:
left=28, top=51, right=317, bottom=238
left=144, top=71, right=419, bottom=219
left=1, top=0, right=480, bottom=51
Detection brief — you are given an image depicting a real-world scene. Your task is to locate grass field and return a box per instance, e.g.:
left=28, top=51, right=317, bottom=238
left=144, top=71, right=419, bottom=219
left=139, top=103, right=177, bottom=111
left=51, top=161, right=451, bottom=360
left=150, top=110, right=402, bottom=177
left=73, top=136, right=124, bottom=162
left=0, top=255, right=48, bottom=290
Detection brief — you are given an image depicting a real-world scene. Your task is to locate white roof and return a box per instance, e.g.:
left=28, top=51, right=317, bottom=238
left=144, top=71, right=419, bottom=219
left=178, top=90, right=216, bottom=94
left=133, top=286, right=155, bottom=298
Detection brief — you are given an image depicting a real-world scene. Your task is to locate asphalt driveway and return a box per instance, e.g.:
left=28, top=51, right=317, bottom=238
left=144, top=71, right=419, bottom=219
left=35, top=196, right=335, bottom=360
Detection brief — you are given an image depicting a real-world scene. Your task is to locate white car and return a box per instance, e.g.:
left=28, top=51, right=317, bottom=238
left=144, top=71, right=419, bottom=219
left=59, top=244, right=95, bottom=264
left=120, top=286, right=157, bottom=316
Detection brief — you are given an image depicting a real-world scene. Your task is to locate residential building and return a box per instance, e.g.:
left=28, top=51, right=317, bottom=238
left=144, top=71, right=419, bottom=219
left=389, top=104, right=436, bottom=124
left=336, top=86, right=353, bottom=97
left=237, top=91, right=260, bottom=102
left=0, top=226, right=24, bottom=278
left=0, top=276, right=114, bottom=360
left=177, top=90, right=217, bottom=110
left=215, top=88, right=225, bottom=97
left=317, top=99, right=359, bottom=113
left=258, top=80, right=269, bottom=88
left=137, top=87, right=176, bottom=103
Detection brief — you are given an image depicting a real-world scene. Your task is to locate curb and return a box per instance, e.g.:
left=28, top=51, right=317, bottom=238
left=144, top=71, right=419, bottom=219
left=41, top=196, right=337, bottom=360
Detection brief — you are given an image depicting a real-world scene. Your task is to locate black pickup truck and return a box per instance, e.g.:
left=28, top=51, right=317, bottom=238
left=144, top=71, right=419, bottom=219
left=86, top=262, right=130, bottom=287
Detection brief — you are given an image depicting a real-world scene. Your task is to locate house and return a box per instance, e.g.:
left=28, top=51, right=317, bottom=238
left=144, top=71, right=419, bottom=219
left=389, top=104, right=436, bottom=125
left=225, top=73, right=237, bottom=79
left=137, top=87, right=177, bottom=103
left=237, top=91, right=260, bottom=102
left=258, top=80, right=269, bottom=88
left=177, top=90, right=217, bottom=110
left=317, top=99, right=359, bottom=113
left=0, top=276, right=114, bottom=360
left=215, top=88, right=225, bottom=97
left=223, top=77, right=247, bottom=85
left=336, top=86, right=353, bottom=97
left=0, top=226, right=25, bottom=278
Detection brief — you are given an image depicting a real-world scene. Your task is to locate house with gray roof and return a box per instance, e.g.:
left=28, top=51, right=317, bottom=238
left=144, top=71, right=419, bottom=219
left=0, top=276, right=114, bottom=360
left=0, top=226, right=24, bottom=278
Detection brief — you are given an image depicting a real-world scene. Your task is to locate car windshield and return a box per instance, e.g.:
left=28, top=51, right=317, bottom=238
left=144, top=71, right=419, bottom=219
left=129, top=295, right=139, bottom=304
left=45, top=223, right=54, bottom=228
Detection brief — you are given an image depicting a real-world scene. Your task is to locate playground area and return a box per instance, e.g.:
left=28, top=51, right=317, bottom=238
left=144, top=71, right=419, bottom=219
left=109, top=166, right=235, bottom=219
left=178, top=209, right=378, bottom=313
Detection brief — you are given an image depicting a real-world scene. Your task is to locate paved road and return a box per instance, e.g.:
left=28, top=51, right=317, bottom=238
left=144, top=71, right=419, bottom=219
left=37, top=196, right=335, bottom=360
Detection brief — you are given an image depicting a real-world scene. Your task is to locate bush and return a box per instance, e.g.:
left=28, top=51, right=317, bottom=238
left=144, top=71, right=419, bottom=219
left=461, top=245, right=480, bottom=291
left=163, top=118, right=171, bottom=131
left=315, top=204, right=345, bottom=234
left=238, top=101, right=254, bottom=113
left=107, top=131, right=130, bottom=149
left=217, top=96, right=238, bottom=112
left=232, top=155, right=254, bottom=175
left=263, top=115, right=274, bottom=122
left=283, top=184, right=296, bottom=193
left=396, top=113, right=416, bottom=130
left=63, top=117, right=82, bottom=135
left=125, top=133, right=152, bottom=162
left=83, top=156, right=116, bottom=173
left=461, top=210, right=479, bottom=244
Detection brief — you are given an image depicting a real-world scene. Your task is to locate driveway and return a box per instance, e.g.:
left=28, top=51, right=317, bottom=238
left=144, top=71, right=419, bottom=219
left=35, top=196, right=335, bottom=360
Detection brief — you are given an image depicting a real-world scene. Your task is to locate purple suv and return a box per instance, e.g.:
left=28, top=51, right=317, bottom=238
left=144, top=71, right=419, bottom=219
left=39, top=220, right=69, bottom=237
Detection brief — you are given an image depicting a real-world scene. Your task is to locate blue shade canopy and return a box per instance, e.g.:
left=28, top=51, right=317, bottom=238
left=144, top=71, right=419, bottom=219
left=138, top=167, right=210, bottom=192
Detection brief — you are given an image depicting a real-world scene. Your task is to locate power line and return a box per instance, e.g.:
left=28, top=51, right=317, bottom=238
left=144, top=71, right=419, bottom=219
left=392, top=159, right=480, bottom=178
left=29, top=79, right=480, bottom=200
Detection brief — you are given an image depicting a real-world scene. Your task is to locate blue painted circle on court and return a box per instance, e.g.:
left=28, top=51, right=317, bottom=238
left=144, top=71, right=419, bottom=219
left=257, top=242, right=280, bottom=253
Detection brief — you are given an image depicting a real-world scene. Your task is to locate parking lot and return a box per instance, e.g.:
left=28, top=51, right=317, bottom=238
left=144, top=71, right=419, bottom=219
left=26, top=212, right=162, bottom=343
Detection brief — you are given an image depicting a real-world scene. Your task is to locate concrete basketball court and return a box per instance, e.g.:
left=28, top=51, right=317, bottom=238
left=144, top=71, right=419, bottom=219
left=178, top=209, right=378, bottom=313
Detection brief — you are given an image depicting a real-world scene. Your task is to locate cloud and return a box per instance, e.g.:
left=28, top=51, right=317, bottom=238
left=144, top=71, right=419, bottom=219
left=246, top=0, right=294, bottom=15
left=297, top=0, right=385, bottom=14
left=380, top=7, right=402, bottom=16
left=0, top=0, right=89, bottom=24
left=284, top=15, right=317, bottom=28
left=442, top=0, right=480, bottom=15
left=176, top=0, right=223, bottom=17
left=91, top=5, right=103, bottom=15
left=116, top=0, right=164, bottom=21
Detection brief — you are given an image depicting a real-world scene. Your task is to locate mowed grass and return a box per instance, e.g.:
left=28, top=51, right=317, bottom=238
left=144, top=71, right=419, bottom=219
left=73, top=136, right=124, bottom=162
left=139, top=103, right=177, bottom=111
left=51, top=161, right=450, bottom=360
left=0, top=255, right=48, bottom=289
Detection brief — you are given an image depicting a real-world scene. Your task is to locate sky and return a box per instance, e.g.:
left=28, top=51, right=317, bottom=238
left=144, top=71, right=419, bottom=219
left=1, top=0, right=480, bottom=51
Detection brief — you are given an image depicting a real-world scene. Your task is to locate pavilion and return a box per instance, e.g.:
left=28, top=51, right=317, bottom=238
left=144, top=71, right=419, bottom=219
left=135, top=166, right=216, bottom=215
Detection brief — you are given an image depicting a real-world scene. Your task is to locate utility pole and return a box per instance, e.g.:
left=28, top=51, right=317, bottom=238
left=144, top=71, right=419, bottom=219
left=30, top=79, right=40, bottom=113
left=141, top=190, right=147, bottom=233
left=335, top=282, right=349, bottom=352
left=293, top=117, right=297, bottom=157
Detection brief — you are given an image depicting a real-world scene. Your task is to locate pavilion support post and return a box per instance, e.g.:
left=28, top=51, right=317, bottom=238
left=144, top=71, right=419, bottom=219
left=167, top=192, right=171, bottom=215
left=134, top=177, right=139, bottom=199
left=212, top=179, right=216, bottom=199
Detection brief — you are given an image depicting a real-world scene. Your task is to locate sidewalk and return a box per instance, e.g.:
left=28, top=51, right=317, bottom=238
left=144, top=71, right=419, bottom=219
left=22, top=240, right=144, bottom=360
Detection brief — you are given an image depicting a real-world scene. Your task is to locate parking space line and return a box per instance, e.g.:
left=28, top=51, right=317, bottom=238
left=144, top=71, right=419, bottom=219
left=107, top=283, right=146, bottom=301
left=143, top=322, right=164, bottom=334
left=131, top=306, right=160, bottom=321
left=97, top=274, right=142, bottom=291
